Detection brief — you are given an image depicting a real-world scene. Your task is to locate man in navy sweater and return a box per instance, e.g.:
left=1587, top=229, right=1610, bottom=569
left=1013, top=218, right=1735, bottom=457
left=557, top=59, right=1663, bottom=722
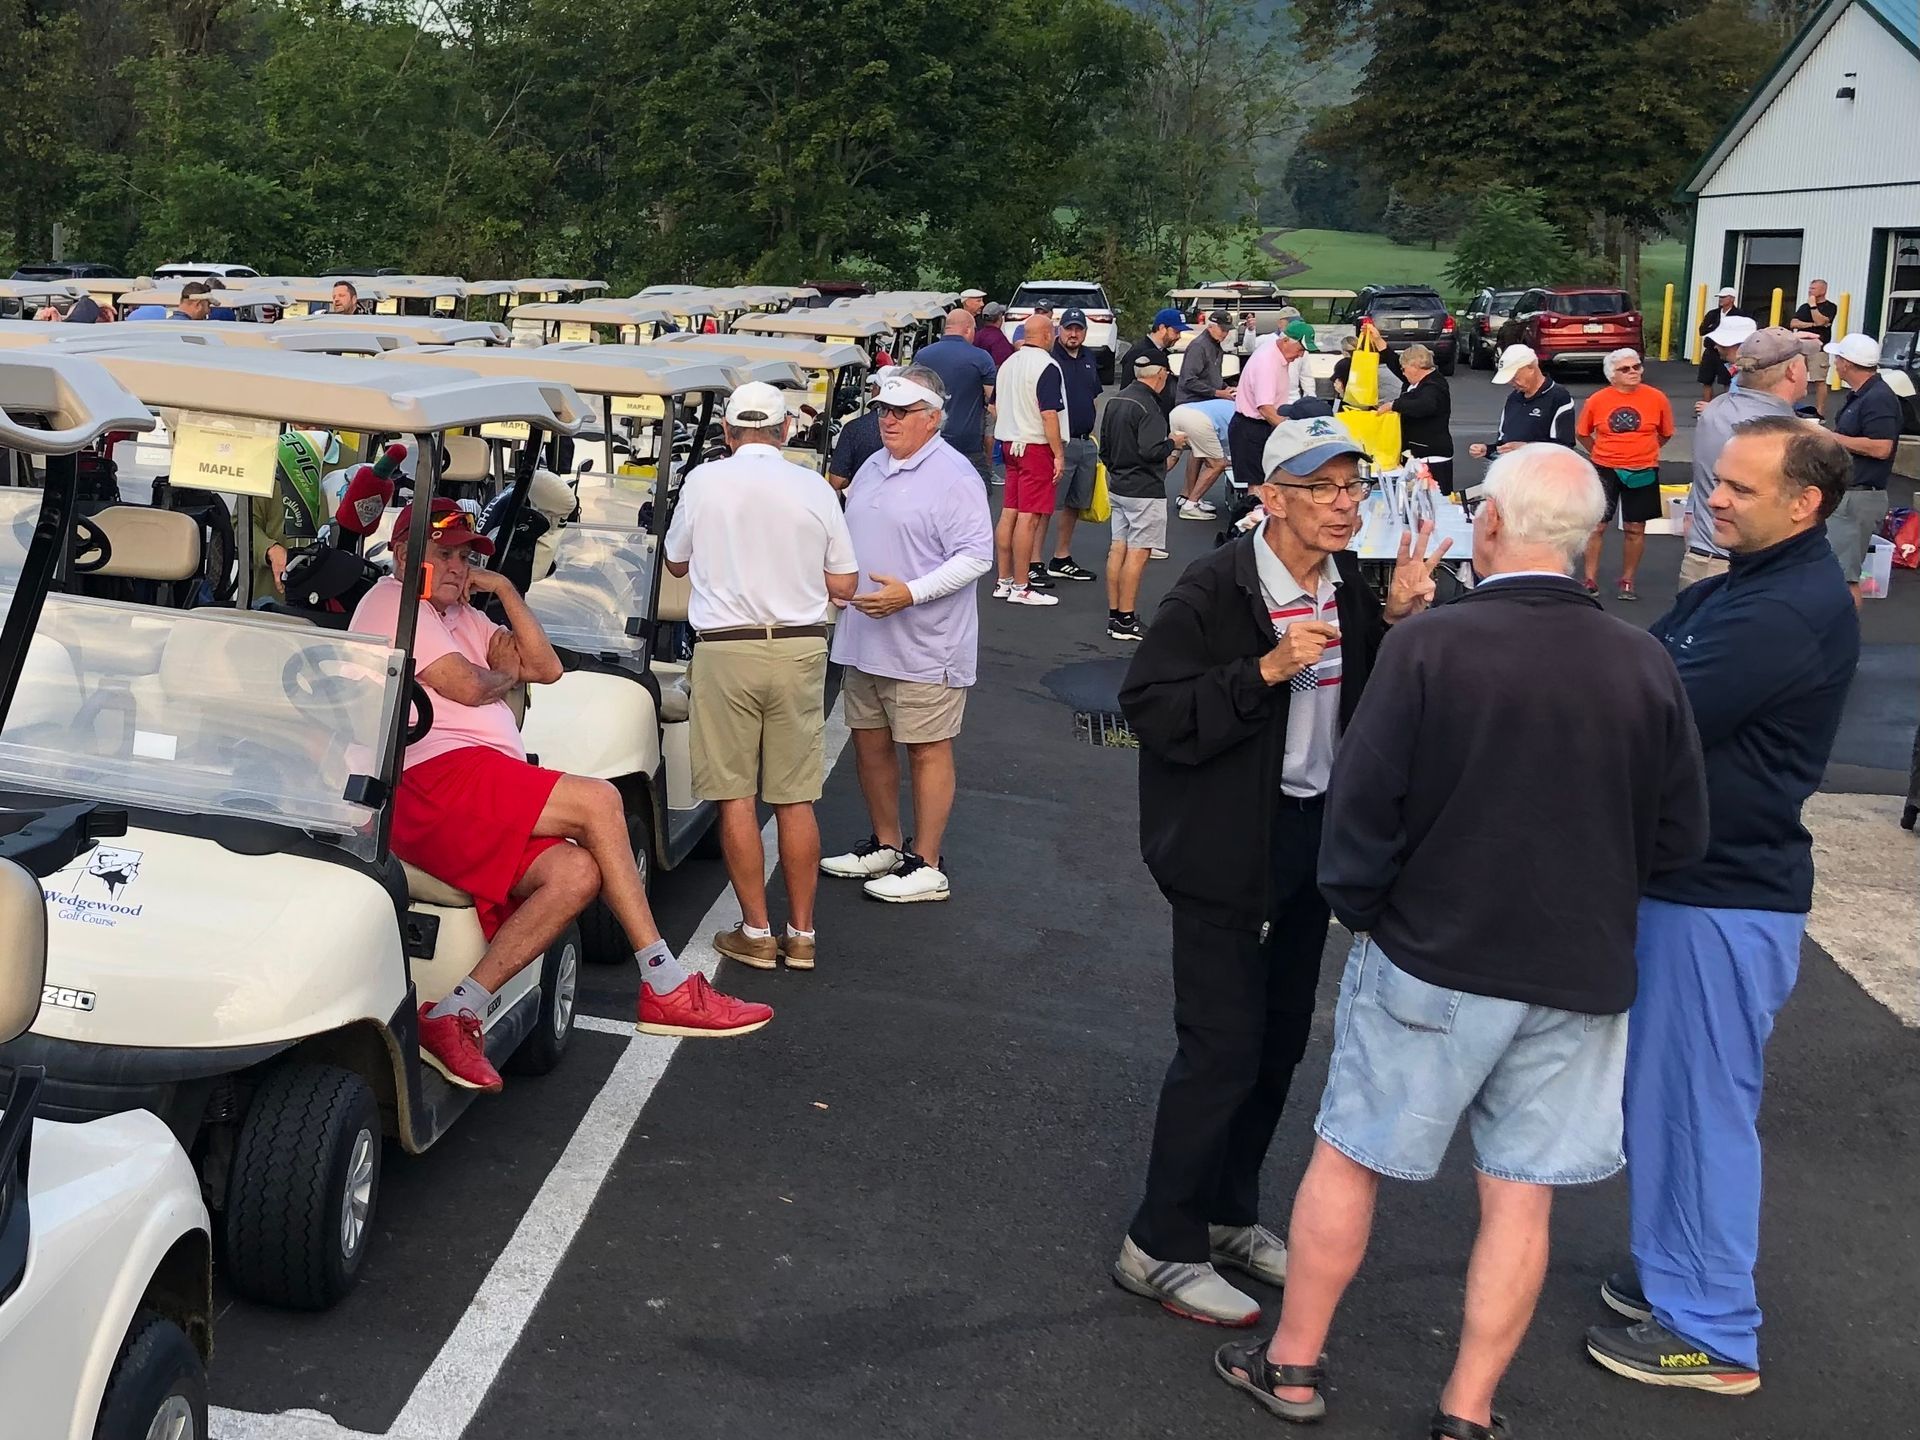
left=1586, top=416, right=1860, bottom=1395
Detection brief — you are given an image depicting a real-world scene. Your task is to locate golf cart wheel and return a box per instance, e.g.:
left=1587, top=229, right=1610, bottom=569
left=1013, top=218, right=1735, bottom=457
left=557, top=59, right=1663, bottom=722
left=510, top=920, right=581, bottom=1076
left=580, top=813, right=651, bottom=963
left=92, top=1309, right=206, bottom=1440
left=224, top=1062, right=380, bottom=1311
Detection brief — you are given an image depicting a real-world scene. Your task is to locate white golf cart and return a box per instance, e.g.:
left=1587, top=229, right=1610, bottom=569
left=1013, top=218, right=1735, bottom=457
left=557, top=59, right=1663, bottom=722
left=0, top=350, right=215, bottom=1440
left=649, top=331, right=870, bottom=474
left=278, top=312, right=510, bottom=347
left=381, top=345, right=771, bottom=960
left=505, top=301, right=675, bottom=348
left=0, top=343, right=596, bottom=1311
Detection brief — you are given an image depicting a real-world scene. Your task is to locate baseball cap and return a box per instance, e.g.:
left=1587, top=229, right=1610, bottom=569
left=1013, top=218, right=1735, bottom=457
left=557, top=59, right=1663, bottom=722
left=1737, top=326, right=1818, bottom=370
left=1206, top=309, right=1234, bottom=329
left=392, top=496, right=494, bottom=556
left=1261, top=415, right=1367, bottom=481
left=874, top=374, right=943, bottom=410
left=724, top=381, right=789, bottom=425
left=867, top=364, right=902, bottom=391
left=982, top=301, right=1007, bottom=319
left=1152, top=306, right=1190, bottom=333
left=1716, top=286, right=1738, bottom=299
left=1130, top=342, right=1171, bottom=372
left=1060, top=307, right=1088, bottom=329
left=959, top=288, right=987, bottom=300
left=1492, top=343, right=1540, bottom=385
left=1283, top=318, right=1318, bottom=351
left=1824, top=332, right=1882, bottom=367
left=1706, top=314, right=1757, bottom=348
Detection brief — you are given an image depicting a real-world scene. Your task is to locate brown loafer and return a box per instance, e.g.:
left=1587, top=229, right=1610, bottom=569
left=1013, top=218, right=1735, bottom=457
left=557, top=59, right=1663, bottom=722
left=713, top=924, right=779, bottom=969
left=780, top=931, right=816, bottom=970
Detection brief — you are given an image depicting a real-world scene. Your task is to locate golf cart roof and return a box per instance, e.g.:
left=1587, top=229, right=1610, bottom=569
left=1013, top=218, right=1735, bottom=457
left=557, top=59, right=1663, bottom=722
left=506, top=300, right=676, bottom=329
left=512, top=278, right=609, bottom=298
left=380, top=344, right=758, bottom=400
left=78, top=344, right=588, bottom=435
left=75, top=277, right=150, bottom=300
left=462, top=280, right=518, bottom=298
left=0, top=351, right=155, bottom=452
left=42, top=320, right=397, bottom=356
left=0, top=280, right=83, bottom=303
left=261, top=278, right=392, bottom=305
left=733, top=311, right=890, bottom=341
left=634, top=285, right=700, bottom=296
left=867, top=295, right=950, bottom=321
left=541, top=343, right=805, bottom=390
left=119, top=285, right=291, bottom=311
left=738, top=285, right=820, bottom=303
left=277, top=313, right=510, bottom=346
left=649, top=331, right=869, bottom=371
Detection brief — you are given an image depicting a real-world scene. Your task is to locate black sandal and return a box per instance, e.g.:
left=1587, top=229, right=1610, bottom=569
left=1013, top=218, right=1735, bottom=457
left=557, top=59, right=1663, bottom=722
left=1213, top=1339, right=1327, bottom=1422
left=1430, top=1406, right=1510, bottom=1439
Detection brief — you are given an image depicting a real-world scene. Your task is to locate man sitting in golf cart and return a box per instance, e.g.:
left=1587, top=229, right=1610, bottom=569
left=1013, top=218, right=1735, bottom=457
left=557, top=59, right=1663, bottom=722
left=351, top=499, right=773, bottom=1093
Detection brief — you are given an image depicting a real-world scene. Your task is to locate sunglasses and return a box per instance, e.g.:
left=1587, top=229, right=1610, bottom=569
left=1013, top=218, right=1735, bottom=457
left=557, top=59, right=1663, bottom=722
left=877, top=402, right=932, bottom=420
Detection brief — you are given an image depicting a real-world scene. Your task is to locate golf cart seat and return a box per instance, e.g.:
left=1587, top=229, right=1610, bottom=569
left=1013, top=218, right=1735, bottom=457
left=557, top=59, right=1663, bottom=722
left=400, top=860, right=474, bottom=909
left=656, top=556, right=690, bottom=623
left=86, top=505, right=203, bottom=582
left=658, top=674, right=690, bottom=723
left=442, top=434, right=490, bottom=483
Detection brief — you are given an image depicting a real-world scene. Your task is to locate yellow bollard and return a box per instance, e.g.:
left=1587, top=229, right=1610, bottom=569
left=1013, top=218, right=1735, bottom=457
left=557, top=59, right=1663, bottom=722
left=1831, top=292, right=1851, bottom=390
left=1690, top=284, right=1707, bottom=364
left=1769, top=287, right=1784, bottom=326
left=1659, top=284, right=1674, bottom=362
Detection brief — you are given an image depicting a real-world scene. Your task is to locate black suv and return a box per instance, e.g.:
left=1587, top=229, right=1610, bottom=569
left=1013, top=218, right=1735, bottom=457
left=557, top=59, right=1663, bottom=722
left=10, top=262, right=119, bottom=281
left=1343, top=285, right=1458, bottom=373
left=1461, top=288, right=1525, bottom=370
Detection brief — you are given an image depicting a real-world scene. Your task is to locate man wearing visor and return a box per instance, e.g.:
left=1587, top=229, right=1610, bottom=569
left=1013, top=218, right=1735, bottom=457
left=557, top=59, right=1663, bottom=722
left=352, top=500, right=774, bottom=1095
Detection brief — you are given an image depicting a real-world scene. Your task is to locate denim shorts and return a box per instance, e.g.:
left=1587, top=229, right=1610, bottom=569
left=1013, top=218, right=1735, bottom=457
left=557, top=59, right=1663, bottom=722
left=1314, top=936, right=1628, bottom=1186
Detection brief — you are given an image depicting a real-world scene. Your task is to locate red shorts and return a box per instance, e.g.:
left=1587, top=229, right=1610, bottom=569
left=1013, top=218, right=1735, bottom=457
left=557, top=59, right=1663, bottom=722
left=1003, top=444, right=1059, bottom=514
left=391, top=747, right=565, bottom=939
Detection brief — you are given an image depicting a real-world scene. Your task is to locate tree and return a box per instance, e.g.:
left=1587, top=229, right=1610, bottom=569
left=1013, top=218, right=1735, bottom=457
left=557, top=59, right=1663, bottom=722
left=1444, top=186, right=1570, bottom=293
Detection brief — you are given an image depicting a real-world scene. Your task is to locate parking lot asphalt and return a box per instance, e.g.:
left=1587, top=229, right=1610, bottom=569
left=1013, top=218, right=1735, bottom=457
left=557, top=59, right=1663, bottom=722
left=210, top=363, right=1918, bottom=1440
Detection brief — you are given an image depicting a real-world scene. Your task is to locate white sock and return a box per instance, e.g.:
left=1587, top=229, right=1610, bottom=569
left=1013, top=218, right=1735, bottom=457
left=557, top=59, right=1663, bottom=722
left=786, top=924, right=815, bottom=939
left=427, top=976, right=493, bottom=1020
left=636, top=939, right=689, bottom=994
left=741, top=922, right=772, bottom=940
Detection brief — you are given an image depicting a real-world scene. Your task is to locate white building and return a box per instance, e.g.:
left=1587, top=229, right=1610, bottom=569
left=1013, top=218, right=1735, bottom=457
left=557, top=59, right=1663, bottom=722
left=1681, top=0, right=1919, bottom=361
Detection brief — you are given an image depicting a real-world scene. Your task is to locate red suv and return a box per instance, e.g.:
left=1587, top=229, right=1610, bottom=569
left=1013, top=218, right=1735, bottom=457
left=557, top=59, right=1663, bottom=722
left=1508, top=287, right=1643, bottom=372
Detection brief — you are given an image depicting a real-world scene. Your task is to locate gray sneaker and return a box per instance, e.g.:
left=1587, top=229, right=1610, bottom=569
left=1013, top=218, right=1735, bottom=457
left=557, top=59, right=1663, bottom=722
left=1209, top=1223, right=1288, bottom=1287
left=1112, top=1236, right=1261, bottom=1326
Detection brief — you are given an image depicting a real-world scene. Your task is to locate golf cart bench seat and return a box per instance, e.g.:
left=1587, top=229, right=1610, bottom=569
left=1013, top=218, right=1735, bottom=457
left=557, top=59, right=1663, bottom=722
left=401, top=860, right=474, bottom=909
left=442, top=434, right=490, bottom=483
left=87, top=505, right=202, bottom=582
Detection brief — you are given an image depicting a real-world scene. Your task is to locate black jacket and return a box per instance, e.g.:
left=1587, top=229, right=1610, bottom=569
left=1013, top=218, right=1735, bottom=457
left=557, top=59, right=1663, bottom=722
left=1495, top=379, right=1575, bottom=448
left=1099, top=381, right=1175, bottom=498
left=1391, top=372, right=1453, bottom=460
left=1318, top=576, right=1708, bottom=1014
left=1645, top=525, right=1859, bottom=912
left=1176, top=329, right=1228, bottom=405
left=1121, top=536, right=1385, bottom=931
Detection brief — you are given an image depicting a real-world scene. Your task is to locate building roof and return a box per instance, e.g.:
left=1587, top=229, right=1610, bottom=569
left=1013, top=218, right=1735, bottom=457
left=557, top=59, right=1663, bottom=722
left=1683, top=0, right=1920, bottom=196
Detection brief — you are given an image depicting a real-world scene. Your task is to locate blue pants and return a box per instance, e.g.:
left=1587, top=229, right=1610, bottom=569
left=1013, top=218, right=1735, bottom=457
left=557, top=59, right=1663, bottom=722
left=1624, top=897, right=1803, bottom=1369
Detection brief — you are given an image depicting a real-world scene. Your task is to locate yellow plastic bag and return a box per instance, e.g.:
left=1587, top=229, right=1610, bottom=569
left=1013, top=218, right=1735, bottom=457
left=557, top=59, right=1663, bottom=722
left=1335, top=409, right=1402, bottom=471
left=1345, top=349, right=1381, bottom=409
left=1079, top=460, right=1111, bottom=523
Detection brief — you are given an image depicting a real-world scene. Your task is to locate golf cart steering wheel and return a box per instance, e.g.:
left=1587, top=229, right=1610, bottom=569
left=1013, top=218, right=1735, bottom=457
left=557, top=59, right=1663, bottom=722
left=282, top=649, right=366, bottom=710
left=405, top=680, right=433, bottom=745
left=70, top=517, right=113, bottom=575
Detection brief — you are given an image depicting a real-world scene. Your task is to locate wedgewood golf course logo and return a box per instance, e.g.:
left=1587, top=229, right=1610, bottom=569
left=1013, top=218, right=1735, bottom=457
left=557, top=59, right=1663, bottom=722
left=44, top=845, right=146, bottom=927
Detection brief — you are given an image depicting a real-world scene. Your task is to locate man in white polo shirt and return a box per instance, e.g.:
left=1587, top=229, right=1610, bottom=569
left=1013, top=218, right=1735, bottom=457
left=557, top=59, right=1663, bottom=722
left=665, top=382, right=859, bottom=971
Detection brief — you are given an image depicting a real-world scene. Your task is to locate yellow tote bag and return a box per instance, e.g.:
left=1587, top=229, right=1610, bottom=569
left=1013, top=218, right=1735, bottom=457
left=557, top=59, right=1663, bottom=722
left=1336, top=409, right=1402, bottom=470
left=1079, top=460, right=1111, bottom=523
left=1344, top=321, right=1388, bottom=408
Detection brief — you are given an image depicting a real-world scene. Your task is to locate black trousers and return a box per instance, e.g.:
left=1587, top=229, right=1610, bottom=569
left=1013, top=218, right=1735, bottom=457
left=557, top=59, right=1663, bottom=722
left=1129, top=803, right=1331, bottom=1262
left=1227, top=413, right=1273, bottom=490
left=1907, top=722, right=1920, bottom=810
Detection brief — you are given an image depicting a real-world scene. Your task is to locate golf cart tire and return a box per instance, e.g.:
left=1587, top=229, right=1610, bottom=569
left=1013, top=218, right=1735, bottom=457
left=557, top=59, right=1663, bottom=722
left=224, top=1062, right=381, bottom=1311
left=93, top=1309, right=207, bottom=1440
left=580, top=814, right=652, bottom=963
left=509, top=920, right=581, bottom=1076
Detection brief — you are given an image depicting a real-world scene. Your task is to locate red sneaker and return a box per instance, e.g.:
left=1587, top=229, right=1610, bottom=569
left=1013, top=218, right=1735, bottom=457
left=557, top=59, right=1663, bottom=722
left=417, top=1004, right=504, bottom=1092
left=638, top=973, right=773, bottom=1038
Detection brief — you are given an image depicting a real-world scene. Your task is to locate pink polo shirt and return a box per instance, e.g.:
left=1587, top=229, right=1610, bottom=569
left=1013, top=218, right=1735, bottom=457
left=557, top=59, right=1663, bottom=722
left=1234, top=339, right=1291, bottom=420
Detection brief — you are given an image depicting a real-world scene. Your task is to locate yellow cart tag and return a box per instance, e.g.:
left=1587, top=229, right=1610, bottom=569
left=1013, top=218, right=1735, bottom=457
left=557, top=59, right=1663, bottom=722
left=481, top=420, right=531, bottom=441
left=616, top=461, right=657, bottom=480
left=611, top=394, right=666, bottom=420
left=376, top=298, right=399, bottom=315
left=825, top=335, right=857, bottom=345
left=559, top=321, right=596, bottom=343
left=169, top=413, right=281, bottom=498
left=433, top=295, right=456, bottom=313
left=781, top=447, right=825, bottom=474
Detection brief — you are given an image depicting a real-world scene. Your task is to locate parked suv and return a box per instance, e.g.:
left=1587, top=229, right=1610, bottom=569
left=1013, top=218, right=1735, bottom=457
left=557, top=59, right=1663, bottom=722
left=1461, top=288, right=1525, bottom=370
left=10, top=262, right=120, bottom=282
left=1007, top=280, right=1118, bottom=384
left=1343, top=285, right=1457, bottom=373
left=1508, top=287, right=1643, bottom=373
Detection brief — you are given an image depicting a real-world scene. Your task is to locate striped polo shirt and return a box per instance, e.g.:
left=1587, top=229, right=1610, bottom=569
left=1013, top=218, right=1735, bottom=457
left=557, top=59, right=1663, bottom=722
left=1253, top=526, right=1342, bottom=797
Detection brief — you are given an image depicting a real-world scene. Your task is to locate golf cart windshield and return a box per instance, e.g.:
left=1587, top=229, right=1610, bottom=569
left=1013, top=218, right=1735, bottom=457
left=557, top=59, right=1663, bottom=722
left=524, top=522, right=655, bottom=660
left=0, top=594, right=404, bottom=849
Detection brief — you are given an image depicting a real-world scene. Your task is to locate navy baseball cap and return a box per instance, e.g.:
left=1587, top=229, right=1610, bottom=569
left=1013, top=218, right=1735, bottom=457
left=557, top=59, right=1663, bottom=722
left=1152, top=307, right=1190, bottom=332
left=1060, top=307, right=1088, bottom=328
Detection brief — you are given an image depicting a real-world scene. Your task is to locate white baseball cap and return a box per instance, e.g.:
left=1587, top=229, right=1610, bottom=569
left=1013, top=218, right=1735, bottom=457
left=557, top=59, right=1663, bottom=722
left=1706, top=314, right=1757, bottom=348
left=723, top=381, right=789, bottom=426
left=867, top=364, right=902, bottom=391
left=874, top=374, right=944, bottom=411
left=1824, top=332, right=1882, bottom=367
left=1261, top=415, right=1367, bottom=480
left=1716, top=286, right=1738, bottom=299
left=1492, top=343, right=1540, bottom=385
left=959, top=288, right=987, bottom=300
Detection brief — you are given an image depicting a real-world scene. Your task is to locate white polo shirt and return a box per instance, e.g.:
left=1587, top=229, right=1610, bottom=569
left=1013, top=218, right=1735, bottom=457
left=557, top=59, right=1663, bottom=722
left=663, top=443, right=856, bottom=631
left=1252, top=526, right=1343, bottom=797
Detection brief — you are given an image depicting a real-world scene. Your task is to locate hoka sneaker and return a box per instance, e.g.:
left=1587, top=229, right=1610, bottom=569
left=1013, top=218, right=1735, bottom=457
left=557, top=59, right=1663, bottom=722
left=1585, top=1320, right=1760, bottom=1394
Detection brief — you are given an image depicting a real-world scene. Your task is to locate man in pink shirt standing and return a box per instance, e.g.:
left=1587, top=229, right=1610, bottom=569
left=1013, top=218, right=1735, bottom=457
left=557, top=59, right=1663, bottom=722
left=1227, top=330, right=1307, bottom=493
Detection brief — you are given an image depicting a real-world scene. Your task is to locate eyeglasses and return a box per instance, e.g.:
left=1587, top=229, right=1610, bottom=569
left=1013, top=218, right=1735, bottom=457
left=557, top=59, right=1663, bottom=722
left=1614, top=363, right=1644, bottom=373
left=1271, top=478, right=1376, bottom=505
left=877, top=403, right=932, bottom=420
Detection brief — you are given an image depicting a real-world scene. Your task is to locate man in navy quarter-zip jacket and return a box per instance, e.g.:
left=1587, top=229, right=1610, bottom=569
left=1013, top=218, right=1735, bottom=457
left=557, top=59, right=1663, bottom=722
left=1107, top=416, right=1451, bottom=1328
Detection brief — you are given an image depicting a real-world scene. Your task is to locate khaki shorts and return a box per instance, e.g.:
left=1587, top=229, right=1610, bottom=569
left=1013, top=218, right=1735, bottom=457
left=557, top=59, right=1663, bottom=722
left=1677, top=550, right=1730, bottom=590
left=1807, top=347, right=1830, bottom=383
left=688, top=636, right=828, bottom=803
left=1169, top=403, right=1225, bottom=460
left=841, top=667, right=967, bottom=744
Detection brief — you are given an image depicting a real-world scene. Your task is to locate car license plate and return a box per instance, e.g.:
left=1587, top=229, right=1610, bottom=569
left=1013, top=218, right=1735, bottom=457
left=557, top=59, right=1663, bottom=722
left=1584, top=322, right=1603, bottom=333
left=1401, top=319, right=1421, bottom=331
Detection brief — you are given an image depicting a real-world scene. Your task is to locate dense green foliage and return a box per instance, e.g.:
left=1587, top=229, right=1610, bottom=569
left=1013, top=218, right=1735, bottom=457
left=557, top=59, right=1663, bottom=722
left=1444, top=187, right=1571, bottom=294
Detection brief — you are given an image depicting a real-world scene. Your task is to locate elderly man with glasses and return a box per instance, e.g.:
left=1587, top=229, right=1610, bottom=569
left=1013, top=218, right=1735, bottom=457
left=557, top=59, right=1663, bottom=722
left=1111, top=415, right=1450, bottom=1327
left=821, top=367, right=995, bottom=904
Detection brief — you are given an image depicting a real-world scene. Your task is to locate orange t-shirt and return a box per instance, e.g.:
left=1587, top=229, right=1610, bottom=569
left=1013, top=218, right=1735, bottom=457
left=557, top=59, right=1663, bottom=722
left=1578, top=385, right=1674, bottom=471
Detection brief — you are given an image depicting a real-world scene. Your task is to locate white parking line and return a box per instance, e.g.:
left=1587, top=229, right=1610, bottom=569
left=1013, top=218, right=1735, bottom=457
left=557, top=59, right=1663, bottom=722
left=214, top=713, right=851, bottom=1440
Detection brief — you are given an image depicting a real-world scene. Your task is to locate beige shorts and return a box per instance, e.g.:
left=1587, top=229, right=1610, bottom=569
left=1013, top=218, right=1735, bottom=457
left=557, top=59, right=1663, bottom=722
left=688, top=636, right=828, bottom=803
left=841, top=667, right=967, bottom=743
left=1110, top=493, right=1168, bottom=551
left=1169, top=404, right=1225, bottom=460
left=1807, top=347, right=1831, bottom=383
left=1677, top=550, right=1730, bottom=590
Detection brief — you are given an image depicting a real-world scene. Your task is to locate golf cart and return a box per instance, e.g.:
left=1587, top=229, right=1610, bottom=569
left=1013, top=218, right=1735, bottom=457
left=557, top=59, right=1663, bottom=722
left=117, top=284, right=293, bottom=323
left=732, top=309, right=894, bottom=365
left=0, top=349, right=216, bottom=1440
left=0, top=343, right=597, bottom=1311
left=506, top=301, right=675, bottom=348
left=379, top=346, right=759, bottom=959
left=649, top=331, right=870, bottom=473
left=261, top=278, right=394, bottom=315
left=279, top=312, right=510, bottom=347
left=511, top=278, right=610, bottom=307
left=0, top=279, right=86, bottom=321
